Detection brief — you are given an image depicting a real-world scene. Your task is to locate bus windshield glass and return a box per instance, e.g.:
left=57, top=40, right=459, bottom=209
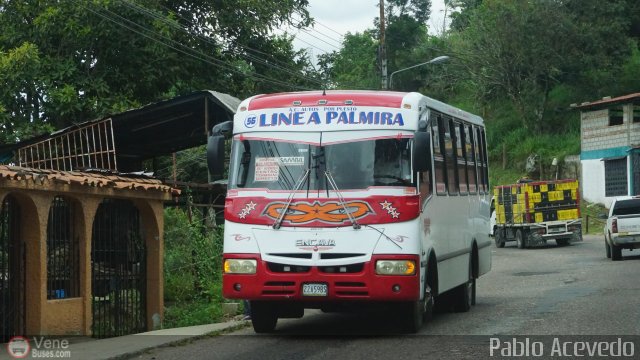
left=228, top=136, right=414, bottom=190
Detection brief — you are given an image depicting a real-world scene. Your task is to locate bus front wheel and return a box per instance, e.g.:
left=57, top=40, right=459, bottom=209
left=250, top=301, right=278, bottom=333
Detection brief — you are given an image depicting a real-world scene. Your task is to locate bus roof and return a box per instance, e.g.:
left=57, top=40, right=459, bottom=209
left=246, top=90, right=407, bottom=110
left=236, top=90, right=484, bottom=129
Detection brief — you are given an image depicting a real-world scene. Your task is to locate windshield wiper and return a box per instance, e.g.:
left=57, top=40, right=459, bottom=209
left=324, top=170, right=361, bottom=230
left=272, top=168, right=310, bottom=229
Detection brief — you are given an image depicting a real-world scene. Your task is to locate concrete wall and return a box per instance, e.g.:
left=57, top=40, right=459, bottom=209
left=0, top=173, right=170, bottom=336
left=581, top=159, right=609, bottom=207
left=580, top=103, right=638, bottom=206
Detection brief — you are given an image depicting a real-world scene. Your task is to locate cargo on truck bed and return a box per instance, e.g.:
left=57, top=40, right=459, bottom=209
left=492, top=179, right=582, bottom=248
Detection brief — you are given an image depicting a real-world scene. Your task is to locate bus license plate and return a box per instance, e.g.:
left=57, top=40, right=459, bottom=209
left=302, top=283, right=328, bottom=297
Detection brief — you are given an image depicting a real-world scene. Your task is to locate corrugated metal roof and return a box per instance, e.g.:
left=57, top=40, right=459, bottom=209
left=0, top=165, right=180, bottom=195
left=574, top=93, right=640, bottom=110
left=0, top=90, right=241, bottom=170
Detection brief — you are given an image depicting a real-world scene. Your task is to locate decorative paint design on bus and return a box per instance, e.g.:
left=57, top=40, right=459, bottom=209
left=262, top=200, right=373, bottom=224
left=380, top=200, right=401, bottom=218
left=231, top=234, right=251, bottom=242
left=238, top=201, right=257, bottom=219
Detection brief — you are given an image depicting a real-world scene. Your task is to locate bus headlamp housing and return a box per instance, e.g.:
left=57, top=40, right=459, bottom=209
left=375, top=260, right=416, bottom=275
left=224, top=259, right=257, bottom=274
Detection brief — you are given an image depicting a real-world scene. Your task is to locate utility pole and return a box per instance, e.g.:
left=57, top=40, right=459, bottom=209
left=379, top=0, right=388, bottom=89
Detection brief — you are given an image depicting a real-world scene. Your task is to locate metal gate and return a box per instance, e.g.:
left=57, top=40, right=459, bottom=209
left=91, top=199, right=146, bottom=338
left=1, top=196, right=25, bottom=342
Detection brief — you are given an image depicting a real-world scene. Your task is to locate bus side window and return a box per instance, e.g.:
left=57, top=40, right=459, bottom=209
left=446, top=118, right=459, bottom=195
left=456, top=122, right=468, bottom=195
left=475, top=126, right=488, bottom=194
left=480, top=128, right=489, bottom=192
left=431, top=115, right=447, bottom=195
left=467, top=124, right=478, bottom=194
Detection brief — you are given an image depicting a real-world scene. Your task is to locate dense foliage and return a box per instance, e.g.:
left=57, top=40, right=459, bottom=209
left=163, top=207, right=226, bottom=327
left=319, top=0, right=640, bottom=180
left=0, top=0, right=317, bottom=143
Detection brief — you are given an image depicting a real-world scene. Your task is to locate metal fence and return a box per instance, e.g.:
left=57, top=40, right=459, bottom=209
left=17, top=119, right=117, bottom=172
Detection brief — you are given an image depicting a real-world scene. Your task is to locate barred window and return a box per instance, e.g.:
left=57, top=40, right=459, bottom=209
left=47, top=196, right=79, bottom=299
left=604, top=158, right=628, bottom=197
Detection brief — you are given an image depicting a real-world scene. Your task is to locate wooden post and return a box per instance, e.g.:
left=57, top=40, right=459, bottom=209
left=586, top=215, right=589, bottom=233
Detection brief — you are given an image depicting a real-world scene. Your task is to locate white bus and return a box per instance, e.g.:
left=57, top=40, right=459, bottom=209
left=207, top=90, right=492, bottom=333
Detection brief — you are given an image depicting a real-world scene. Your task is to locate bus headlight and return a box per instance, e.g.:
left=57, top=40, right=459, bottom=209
left=224, top=259, right=257, bottom=274
left=375, top=260, right=415, bottom=275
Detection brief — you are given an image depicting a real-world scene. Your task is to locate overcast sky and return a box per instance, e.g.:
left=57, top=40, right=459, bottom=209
left=288, top=0, right=449, bottom=63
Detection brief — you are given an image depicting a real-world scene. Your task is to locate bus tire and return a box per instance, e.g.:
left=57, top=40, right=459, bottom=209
left=402, top=299, right=424, bottom=333
left=453, top=260, right=474, bottom=313
left=250, top=301, right=278, bottom=333
left=516, top=229, right=525, bottom=249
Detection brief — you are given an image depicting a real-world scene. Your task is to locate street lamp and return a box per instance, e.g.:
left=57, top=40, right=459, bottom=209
left=388, top=55, right=450, bottom=90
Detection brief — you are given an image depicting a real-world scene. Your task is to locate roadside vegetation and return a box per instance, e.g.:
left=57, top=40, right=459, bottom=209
left=163, top=208, right=229, bottom=328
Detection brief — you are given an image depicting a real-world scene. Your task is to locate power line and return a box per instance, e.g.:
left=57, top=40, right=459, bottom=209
left=78, top=1, right=314, bottom=91
left=287, top=20, right=342, bottom=50
left=121, top=0, right=323, bottom=87
left=294, top=9, right=346, bottom=39
left=283, top=28, right=332, bottom=54
left=291, top=15, right=343, bottom=48
left=313, top=19, right=345, bottom=38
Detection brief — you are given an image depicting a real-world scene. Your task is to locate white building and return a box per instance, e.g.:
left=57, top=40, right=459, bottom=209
left=576, top=93, right=640, bottom=207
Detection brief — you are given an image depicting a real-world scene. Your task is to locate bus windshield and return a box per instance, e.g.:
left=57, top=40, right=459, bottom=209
left=228, top=136, right=414, bottom=190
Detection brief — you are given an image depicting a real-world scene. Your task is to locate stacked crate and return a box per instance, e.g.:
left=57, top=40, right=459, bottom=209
left=494, top=179, right=580, bottom=225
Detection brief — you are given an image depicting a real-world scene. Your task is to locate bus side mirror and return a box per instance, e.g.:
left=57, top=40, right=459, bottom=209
left=413, top=131, right=431, bottom=172
left=207, top=121, right=233, bottom=181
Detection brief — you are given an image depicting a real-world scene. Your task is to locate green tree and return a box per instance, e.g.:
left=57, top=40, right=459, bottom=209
left=383, top=0, right=431, bottom=88
left=453, top=0, right=598, bottom=130
left=317, top=30, right=380, bottom=90
left=447, top=0, right=482, bottom=32
left=0, top=0, right=315, bottom=143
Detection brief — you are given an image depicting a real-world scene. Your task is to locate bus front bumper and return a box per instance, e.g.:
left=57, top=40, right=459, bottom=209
left=222, top=254, right=420, bottom=302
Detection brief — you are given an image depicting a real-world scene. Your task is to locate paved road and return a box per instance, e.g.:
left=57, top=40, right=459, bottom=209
left=134, top=235, right=640, bottom=359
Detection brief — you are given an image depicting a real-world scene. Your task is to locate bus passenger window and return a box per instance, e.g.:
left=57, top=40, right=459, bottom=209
left=476, top=126, right=488, bottom=194
left=446, top=118, right=459, bottom=195
left=431, top=117, right=447, bottom=195
left=432, top=116, right=447, bottom=195
left=456, top=122, right=468, bottom=194
left=467, top=124, right=478, bottom=194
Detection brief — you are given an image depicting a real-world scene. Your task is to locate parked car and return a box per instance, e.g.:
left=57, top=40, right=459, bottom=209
left=602, top=196, right=640, bottom=261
